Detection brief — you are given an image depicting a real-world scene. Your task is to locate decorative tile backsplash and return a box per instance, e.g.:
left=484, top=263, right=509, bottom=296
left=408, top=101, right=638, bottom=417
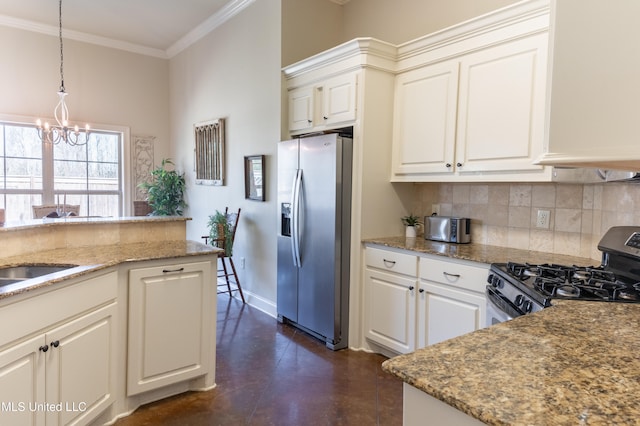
left=413, top=182, right=640, bottom=260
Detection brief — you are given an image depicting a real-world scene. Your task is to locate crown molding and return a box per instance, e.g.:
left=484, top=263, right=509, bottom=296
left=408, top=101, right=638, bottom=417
left=0, top=0, right=257, bottom=59
left=166, top=0, right=255, bottom=58
left=0, top=13, right=168, bottom=58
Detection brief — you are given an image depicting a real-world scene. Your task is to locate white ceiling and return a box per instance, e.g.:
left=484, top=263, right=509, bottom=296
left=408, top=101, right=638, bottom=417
left=0, top=0, right=257, bottom=58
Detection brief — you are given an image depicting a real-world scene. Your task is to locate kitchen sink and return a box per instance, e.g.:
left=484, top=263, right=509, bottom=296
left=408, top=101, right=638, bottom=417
left=0, top=264, right=79, bottom=287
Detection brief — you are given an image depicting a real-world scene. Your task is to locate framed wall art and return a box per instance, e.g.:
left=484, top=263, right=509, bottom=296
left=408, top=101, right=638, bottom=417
left=194, top=118, right=225, bottom=185
left=244, top=155, right=265, bottom=201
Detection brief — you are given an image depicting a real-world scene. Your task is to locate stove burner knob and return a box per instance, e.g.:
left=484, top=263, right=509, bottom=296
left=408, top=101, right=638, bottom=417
left=489, top=275, right=503, bottom=289
left=514, top=294, right=524, bottom=306
left=522, top=300, right=533, bottom=313
left=493, top=276, right=504, bottom=288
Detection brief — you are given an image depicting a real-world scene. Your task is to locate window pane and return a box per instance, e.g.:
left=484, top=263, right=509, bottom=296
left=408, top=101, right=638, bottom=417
left=88, top=194, right=119, bottom=217
left=54, top=140, right=87, bottom=161
left=5, top=125, right=42, bottom=158
left=6, top=158, right=42, bottom=190
left=6, top=194, right=42, bottom=221
left=88, top=133, right=119, bottom=163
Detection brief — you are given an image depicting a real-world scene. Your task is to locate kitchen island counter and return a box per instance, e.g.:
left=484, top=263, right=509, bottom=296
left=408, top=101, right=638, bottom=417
left=382, top=300, right=640, bottom=425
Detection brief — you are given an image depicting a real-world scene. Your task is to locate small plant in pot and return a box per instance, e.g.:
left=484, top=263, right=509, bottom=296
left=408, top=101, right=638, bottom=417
left=401, top=214, right=422, bottom=238
left=138, top=158, right=186, bottom=216
left=207, top=210, right=234, bottom=257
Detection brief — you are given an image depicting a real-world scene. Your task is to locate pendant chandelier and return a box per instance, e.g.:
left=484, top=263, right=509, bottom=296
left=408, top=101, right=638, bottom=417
left=36, top=0, right=90, bottom=146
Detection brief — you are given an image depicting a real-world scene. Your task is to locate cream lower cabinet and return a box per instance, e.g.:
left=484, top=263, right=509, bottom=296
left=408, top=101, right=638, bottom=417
left=0, top=271, right=117, bottom=426
left=364, top=247, right=418, bottom=354
left=418, top=256, right=487, bottom=347
left=364, top=246, right=487, bottom=355
left=127, top=261, right=212, bottom=396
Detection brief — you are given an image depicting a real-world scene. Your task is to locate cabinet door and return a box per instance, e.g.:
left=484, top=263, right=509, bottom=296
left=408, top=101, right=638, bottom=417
left=128, top=261, right=212, bottom=396
left=455, top=33, right=548, bottom=173
left=364, top=268, right=417, bottom=354
left=392, top=62, right=459, bottom=178
left=321, top=73, right=357, bottom=126
left=45, top=303, right=117, bottom=426
left=418, top=282, right=485, bottom=348
left=0, top=335, right=45, bottom=426
left=288, top=86, right=314, bottom=132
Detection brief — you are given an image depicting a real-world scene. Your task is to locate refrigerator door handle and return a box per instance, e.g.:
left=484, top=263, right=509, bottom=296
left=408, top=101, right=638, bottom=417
left=291, top=168, right=302, bottom=267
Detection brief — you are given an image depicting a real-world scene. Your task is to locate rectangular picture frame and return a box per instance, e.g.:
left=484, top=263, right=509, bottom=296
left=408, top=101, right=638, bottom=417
left=244, top=155, right=265, bottom=201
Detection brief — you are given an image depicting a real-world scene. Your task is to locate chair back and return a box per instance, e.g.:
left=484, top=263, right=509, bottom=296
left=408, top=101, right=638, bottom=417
left=32, top=204, right=81, bottom=219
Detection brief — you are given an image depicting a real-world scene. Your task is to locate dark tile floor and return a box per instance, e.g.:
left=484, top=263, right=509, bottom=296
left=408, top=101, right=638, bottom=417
left=114, top=295, right=403, bottom=425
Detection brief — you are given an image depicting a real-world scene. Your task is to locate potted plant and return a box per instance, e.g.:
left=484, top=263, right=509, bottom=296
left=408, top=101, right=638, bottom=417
left=207, top=210, right=234, bottom=256
left=138, top=158, right=186, bottom=216
left=401, top=214, right=422, bottom=238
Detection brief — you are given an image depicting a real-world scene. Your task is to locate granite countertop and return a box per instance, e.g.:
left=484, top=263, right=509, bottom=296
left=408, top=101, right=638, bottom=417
left=382, top=300, right=640, bottom=425
left=0, top=215, right=190, bottom=232
left=364, top=236, right=596, bottom=266
left=0, top=240, right=220, bottom=300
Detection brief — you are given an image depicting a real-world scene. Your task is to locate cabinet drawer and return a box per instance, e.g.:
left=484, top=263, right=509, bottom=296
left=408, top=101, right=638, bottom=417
left=366, top=247, right=418, bottom=277
left=420, top=256, right=488, bottom=293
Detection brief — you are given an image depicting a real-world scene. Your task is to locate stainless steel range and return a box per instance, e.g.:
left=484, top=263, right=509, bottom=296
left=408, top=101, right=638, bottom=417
left=486, top=226, right=640, bottom=326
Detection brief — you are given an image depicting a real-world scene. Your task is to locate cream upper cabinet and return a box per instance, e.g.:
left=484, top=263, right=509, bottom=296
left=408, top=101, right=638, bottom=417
left=392, top=61, right=459, bottom=176
left=391, top=0, right=552, bottom=182
left=455, top=34, right=548, bottom=174
left=287, top=72, right=357, bottom=135
left=537, top=0, right=640, bottom=170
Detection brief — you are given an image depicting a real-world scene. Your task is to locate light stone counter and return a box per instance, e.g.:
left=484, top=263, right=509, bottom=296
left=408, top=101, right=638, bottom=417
left=0, top=216, right=220, bottom=300
left=370, top=237, right=638, bottom=424
left=0, top=240, right=220, bottom=300
left=383, top=300, right=640, bottom=425
left=363, top=236, right=596, bottom=266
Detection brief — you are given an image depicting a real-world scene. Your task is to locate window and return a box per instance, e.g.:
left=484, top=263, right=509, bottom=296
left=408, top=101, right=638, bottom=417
left=0, top=121, right=124, bottom=221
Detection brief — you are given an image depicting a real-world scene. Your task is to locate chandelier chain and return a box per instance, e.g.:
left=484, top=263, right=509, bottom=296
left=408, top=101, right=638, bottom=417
left=58, top=0, right=64, bottom=92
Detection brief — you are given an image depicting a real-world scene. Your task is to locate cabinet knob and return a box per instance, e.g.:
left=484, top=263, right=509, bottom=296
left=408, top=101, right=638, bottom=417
left=408, top=286, right=415, bottom=291
left=39, top=345, right=49, bottom=353
left=419, top=288, right=425, bottom=293
left=307, top=119, right=312, bottom=124
left=456, top=162, right=463, bottom=167
left=445, top=163, right=452, bottom=168
left=50, top=340, right=60, bottom=348
left=323, top=116, right=328, bottom=120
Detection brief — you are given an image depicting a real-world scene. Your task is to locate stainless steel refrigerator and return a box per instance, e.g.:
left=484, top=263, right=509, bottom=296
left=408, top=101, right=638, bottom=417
left=277, top=133, right=352, bottom=350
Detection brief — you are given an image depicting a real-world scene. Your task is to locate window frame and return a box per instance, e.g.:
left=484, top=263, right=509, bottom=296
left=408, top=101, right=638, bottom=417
left=0, top=113, right=131, bottom=218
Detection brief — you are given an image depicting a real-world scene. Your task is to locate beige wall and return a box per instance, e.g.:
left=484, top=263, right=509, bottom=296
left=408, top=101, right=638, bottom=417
left=412, top=182, right=640, bottom=261
left=0, top=26, right=171, bottom=162
left=342, top=0, right=519, bottom=44
left=170, top=0, right=281, bottom=307
left=281, top=0, right=344, bottom=66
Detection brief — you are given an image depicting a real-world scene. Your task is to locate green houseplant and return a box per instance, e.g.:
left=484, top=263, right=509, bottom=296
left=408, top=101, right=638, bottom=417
left=401, top=214, right=422, bottom=238
left=139, top=158, right=186, bottom=216
left=207, top=210, right=234, bottom=256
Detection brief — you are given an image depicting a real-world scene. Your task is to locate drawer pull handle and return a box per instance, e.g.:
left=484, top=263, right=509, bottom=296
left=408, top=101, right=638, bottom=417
left=162, top=267, right=185, bottom=273
left=443, top=272, right=461, bottom=279
left=382, top=259, right=396, bottom=268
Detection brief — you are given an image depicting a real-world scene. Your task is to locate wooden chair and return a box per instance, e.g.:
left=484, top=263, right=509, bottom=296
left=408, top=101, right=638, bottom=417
left=32, top=204, right=81, bottom=219
left=202, top=208, right=245, bottom=303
